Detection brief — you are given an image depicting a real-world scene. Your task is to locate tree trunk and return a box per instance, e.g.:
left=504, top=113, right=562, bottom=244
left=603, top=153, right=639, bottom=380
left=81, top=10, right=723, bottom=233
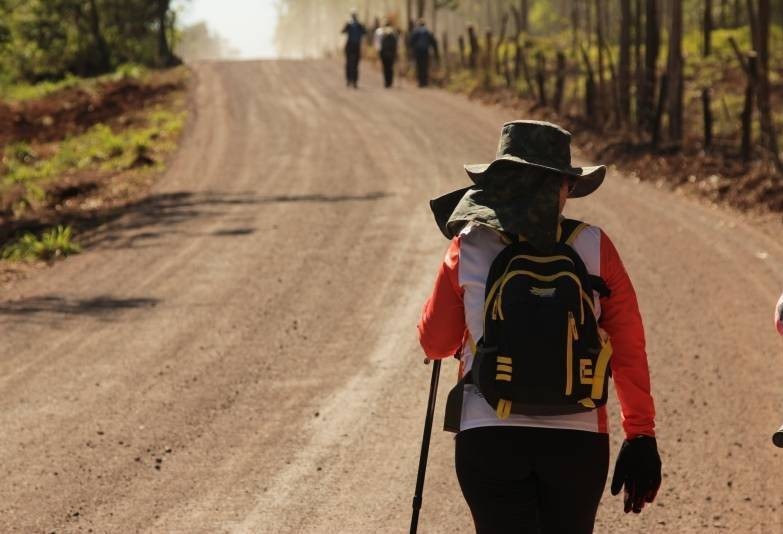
left=741, top=52, right=757, bottom=162
left=468, top=25, right=479, bottom=70
left=703, top=0, right=714, bottom=151
left=416, top=0, right=425, bottom=19
left=571, top=0, right=580, bottom=56
left=484, top=30, right=494, bottom=88
left=580, top=44, right=597, bottom=120
left=586, top=0, right=593, bottom=47
left=653, top=72, right=668, bottom=148
left=748, top=0, right=783, bottom=171
left=536, top=51, right=547, bottom=105
left=642, top=0, right=660, bottom=134
left=157, top=0, right=181, bottom=67
left=442, top=31, right=450, bottom=79
left=554, top=51, right=566, bottom=112
left=702, top=88, right=713, bottom=149
left=458, top=34, right=466, bottom=68
left=595, top=0, right=605, bottom=119
left=520, top=0, right=529, bottom=32
left=704, top=0, right=713, bottom=55
left=495, top=12, right=509, bottom=76
left=635, top=0, right=644, bottom=127
left=88, top=0, right=111, bottom=74
left=619, top=0, right=632, bottom=122
left=504, top=39, right=513, bottom=88
left=667, top=0, right=684, bottom=145
left=518, top=45, right=536, bottom=97
left=603, top=38, right=623, bottom=126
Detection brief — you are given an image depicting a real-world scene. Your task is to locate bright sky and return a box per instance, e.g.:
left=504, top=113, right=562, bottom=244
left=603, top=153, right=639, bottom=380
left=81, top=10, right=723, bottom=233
left=177, top=0, right=278, bottom=58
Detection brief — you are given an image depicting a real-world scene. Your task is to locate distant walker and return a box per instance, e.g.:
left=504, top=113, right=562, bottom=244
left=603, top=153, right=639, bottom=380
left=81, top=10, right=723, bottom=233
left=409, top=19, right=437, bottom=88
left=341, top=10, right=367, bottom=88
left=374, top=19, right=398, bottom=88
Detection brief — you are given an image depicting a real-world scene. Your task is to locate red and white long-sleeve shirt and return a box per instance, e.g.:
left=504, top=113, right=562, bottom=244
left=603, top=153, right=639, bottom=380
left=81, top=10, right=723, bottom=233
left=418, top=222, right=656, bottom=438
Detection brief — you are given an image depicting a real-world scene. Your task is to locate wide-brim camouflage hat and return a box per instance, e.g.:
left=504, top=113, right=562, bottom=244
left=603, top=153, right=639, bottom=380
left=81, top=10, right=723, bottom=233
left=429, top=120, right=606, bottom=249
left=464, top=120, right=605, bottom=198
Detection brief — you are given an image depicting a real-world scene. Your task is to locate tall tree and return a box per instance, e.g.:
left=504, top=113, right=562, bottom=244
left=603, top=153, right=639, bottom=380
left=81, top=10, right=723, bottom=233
left=748, top=0, right=783, bottom=171
left=87, top=0, right=111, bottom=73
left=634, top=0, right=644, bottom=127
left=156, top=0, right=180, bottom=67
left=641, top=0, right=660, bottom=132
left=667, top=0, right=684, bottom=144
left=703, top=0, right=715, bottom=148
left=519, top=0, right=529, bottom=32
left=619, top=0, right=632, bottom=122
left=595, top=0, right=606, bottom=118
left=704, top=0, right=713, bottom=55
left=570, top=0, right=580, bottom=54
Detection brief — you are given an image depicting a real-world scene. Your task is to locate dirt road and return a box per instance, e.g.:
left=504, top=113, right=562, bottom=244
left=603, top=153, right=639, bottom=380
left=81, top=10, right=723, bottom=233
left=1, top=60, right=782, bottom=533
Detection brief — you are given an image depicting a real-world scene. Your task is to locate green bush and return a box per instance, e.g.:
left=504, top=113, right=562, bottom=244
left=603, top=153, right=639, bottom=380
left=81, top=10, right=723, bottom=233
left=2, top=225, right=81, bottom=261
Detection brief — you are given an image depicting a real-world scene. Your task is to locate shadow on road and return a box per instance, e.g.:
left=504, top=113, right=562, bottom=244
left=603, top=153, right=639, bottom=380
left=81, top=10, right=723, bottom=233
left=1, top=190, right=392, bottom=251
left=87, top=190, right=392, bottom=250
left=0, top=294, right=159, bottom=320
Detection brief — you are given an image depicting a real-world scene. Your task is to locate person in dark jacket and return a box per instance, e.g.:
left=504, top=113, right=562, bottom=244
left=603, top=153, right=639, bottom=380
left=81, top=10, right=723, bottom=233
left=374, top=19, right=398, bottom=88
left=341, top=10, right=367, bottom=88
left=409, top=19, right=437, bottom=87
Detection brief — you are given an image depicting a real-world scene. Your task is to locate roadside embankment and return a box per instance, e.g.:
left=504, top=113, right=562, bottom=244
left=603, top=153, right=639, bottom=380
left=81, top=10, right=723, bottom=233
left=0, top=67, right=189, bottom=281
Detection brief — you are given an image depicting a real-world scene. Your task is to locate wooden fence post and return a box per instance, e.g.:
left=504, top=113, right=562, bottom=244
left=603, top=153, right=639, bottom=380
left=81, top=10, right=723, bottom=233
left=702, top=88, right=713, bottom=150
left=535, top=51, right=547, bottom=106
left=652, top=72, right=668, bottom=148
left=554, top=51, right=566, bottom=112
left=742, top=53, right=758, bottom=162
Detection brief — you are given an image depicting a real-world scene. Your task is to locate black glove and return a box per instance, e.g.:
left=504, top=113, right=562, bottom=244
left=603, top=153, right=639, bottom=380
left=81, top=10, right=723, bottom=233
left=610, top=436, right=662, bottom=514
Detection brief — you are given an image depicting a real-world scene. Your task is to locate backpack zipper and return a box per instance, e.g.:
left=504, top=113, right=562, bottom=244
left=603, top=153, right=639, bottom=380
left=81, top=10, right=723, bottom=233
left=566, top=311, right=576, bottom=396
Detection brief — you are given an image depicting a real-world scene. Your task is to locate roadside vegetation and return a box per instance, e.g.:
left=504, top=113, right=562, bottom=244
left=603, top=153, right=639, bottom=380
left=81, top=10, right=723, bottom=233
left=1, top=225, right=81, bottom=262
left=2, top=102, right=184, bottom=215
left=0, top=1, right=187, bottom=272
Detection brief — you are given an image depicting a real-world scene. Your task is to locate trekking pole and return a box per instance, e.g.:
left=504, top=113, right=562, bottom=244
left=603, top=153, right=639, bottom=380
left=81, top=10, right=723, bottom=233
left=773, top=422, right=783, bottom=448
left=410, top=358, right=442, bottom=534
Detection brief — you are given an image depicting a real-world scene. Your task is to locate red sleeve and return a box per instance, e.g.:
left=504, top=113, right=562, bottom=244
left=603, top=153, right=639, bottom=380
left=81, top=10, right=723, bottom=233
left=417, top=237, right=466, bottom=359
left=599, top=231, right=656, bottom=439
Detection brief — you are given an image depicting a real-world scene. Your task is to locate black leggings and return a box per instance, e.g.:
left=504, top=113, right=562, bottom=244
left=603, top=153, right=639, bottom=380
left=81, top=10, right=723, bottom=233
left=455, top=426, right=609, bottom=534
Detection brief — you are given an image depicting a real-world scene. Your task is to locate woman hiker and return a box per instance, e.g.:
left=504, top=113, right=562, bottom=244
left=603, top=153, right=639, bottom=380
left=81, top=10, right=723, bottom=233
left=417, top=120, right=661, bottom=533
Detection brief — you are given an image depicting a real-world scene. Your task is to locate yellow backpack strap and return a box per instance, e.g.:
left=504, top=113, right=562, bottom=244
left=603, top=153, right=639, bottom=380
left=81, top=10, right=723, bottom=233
left=561, top=218, right=589, bottom=246
left=465, top=331, right=477, bottom=355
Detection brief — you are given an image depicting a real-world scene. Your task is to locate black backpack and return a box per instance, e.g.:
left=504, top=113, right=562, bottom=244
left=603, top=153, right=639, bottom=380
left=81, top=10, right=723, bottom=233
left=443, top=219, right=613, bottom=431
left=380, top=31, right=397, bottom=59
